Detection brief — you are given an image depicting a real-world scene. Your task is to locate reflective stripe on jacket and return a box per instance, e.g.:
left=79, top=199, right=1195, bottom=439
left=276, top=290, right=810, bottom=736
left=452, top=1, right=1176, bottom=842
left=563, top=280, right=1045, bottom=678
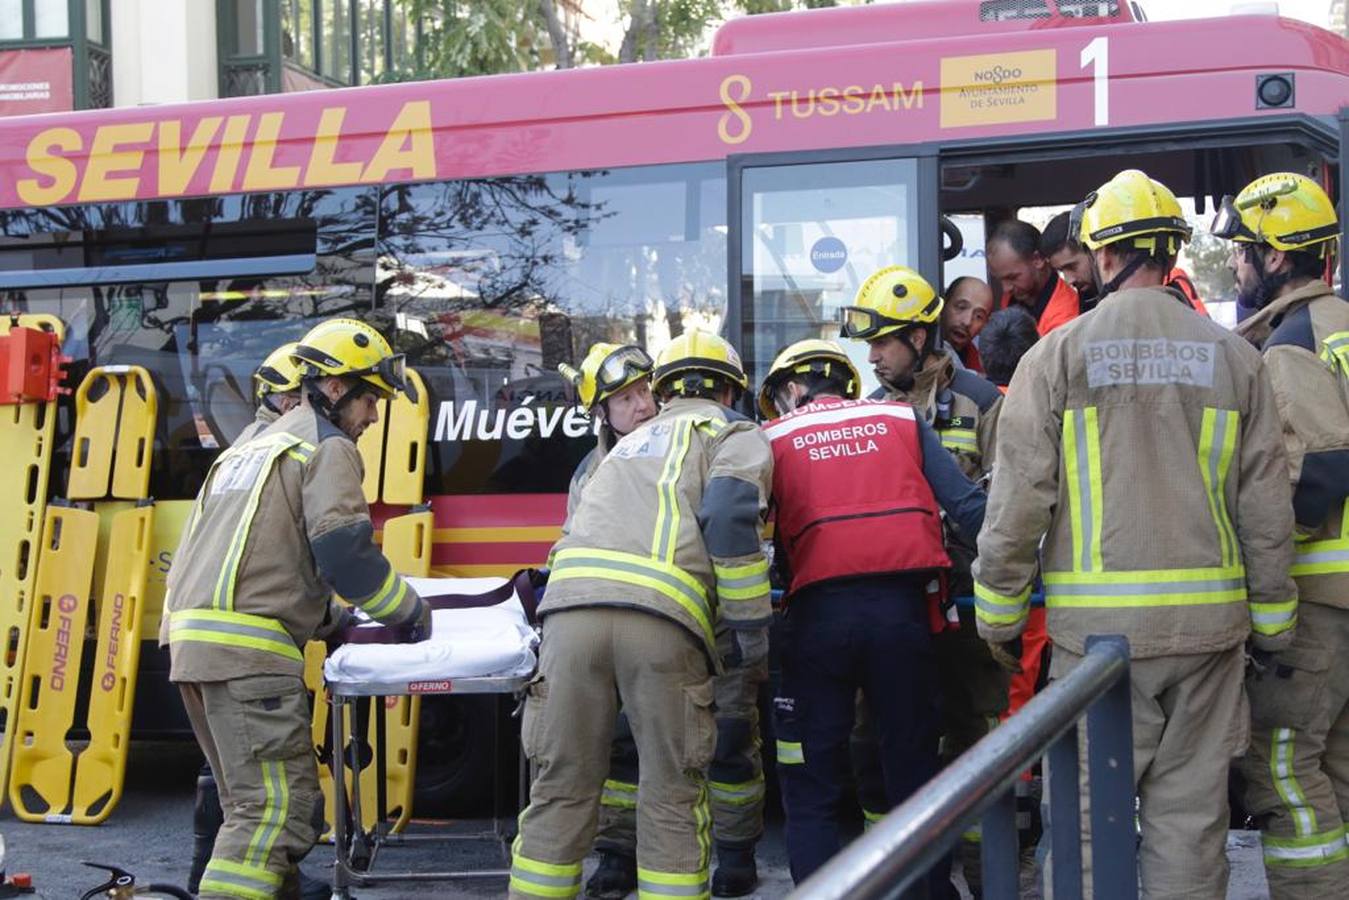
left=975, top=286, right=1298, bottom=657
left=162, top=405, right=422, bottom=680
left=1238, top=281, right=1349, bottom=608
left=540, top=397, right=773, bottom=669
left=765, top=398, right=950, bottom=597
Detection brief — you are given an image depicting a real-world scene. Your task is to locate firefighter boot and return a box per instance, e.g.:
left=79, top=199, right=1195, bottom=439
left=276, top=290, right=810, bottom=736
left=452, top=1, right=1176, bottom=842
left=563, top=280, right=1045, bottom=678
left=585, top=850, right=637, bottom=899
left=189, top=765, right=223, bottom=894
left=712, top=843, right=758, bottom=897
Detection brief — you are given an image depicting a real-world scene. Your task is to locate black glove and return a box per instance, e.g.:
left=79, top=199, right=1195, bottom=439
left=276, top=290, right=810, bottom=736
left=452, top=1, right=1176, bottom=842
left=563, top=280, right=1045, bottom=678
left=408, top=600, right=433, bottom=643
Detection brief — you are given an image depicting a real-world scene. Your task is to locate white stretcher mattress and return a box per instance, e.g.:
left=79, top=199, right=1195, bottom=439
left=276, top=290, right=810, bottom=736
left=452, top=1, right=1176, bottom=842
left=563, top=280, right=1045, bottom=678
left=324, top=576, right=539, bottom=685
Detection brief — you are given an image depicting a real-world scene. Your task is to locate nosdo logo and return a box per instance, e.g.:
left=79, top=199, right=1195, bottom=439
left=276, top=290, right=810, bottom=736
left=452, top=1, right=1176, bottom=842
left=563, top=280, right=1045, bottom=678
left=972, top=65, right=1024, bottom=85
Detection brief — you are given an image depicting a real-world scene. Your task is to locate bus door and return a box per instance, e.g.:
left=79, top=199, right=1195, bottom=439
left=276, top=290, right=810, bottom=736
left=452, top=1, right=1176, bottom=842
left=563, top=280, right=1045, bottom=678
left=1341, top=106, right=1348, bottom=292
left=729, top=150, right=939, bottom=401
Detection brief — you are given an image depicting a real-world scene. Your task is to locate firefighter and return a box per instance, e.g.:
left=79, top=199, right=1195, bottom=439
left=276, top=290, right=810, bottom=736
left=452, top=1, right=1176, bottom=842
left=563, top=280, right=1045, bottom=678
left=163, top=318, right=431, bottom=900
left=986, top=219, right=1082, bottom=335
left=238, top=342, right=306, bottom=444
left=841, top=265, right=1007, bottom=890
left=553, top=342, right=657, bottom=899
left=510, top=331, right=773, bottom=900
left=187, top=339, right=316, bottom=897
left=759, top=339, right=985, bottom=893
left=975, top=169, right=1298, bottom=898
left=567, top=342, right=768, bottom=900
left=1216, top=172, right=1349, bottom=896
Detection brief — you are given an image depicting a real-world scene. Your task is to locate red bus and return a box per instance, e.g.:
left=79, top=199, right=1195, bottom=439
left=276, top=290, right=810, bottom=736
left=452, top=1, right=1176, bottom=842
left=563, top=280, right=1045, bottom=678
left=0, top=0, right=1344, bottom=807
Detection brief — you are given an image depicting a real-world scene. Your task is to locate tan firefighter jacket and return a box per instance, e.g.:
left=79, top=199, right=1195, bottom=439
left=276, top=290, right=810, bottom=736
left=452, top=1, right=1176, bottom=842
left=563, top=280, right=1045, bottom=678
left=883, top=350, right=1003, bottom=480
left=161, top=404, right=425, bottom=682
left=1237, top=281, right=1349, bottom=609
left=975, top=286, right=1298, bottom=658
left=541, top=397, right=774, bottom=670
left=233, top=404, right=280, bottom=446
left=555, top=425, right=617, bottom=549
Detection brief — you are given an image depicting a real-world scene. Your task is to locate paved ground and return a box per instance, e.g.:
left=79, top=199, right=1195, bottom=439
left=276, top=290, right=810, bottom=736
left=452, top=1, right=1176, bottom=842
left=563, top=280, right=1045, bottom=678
left=0, top=740, right=1271, bottom=898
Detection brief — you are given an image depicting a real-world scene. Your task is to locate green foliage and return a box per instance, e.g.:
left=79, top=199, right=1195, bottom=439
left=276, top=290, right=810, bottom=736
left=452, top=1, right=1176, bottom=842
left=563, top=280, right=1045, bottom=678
left=383, top=0, right=865, bottom=79
left=1184, top=228, right=1237, bottom=304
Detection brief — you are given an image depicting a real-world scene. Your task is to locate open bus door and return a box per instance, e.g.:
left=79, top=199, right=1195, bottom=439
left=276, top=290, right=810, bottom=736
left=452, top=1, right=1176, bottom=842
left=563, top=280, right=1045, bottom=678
left=1341, top=107, right=1348, bottom=292
left=728, top=148, right=940, bottom=402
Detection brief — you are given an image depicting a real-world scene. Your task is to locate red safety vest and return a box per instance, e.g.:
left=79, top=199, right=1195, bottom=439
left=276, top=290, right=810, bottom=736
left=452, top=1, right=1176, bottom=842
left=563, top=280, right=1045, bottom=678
left=764, top=397, right=950, bottom=598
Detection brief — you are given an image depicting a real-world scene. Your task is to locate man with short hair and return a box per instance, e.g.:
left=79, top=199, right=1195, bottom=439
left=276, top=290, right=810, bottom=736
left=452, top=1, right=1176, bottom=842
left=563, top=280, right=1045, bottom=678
left=942, top=275, right=994, bottom=373
left=1040, top=210, right=1098, bottom=310
left=978, top=307, right=1040, bottom=392
left=1219, top=172, right=1349, bottom=897
left=977, top=170, right=1297, bottom=897
left=986, top=219, right=1081, bottom=335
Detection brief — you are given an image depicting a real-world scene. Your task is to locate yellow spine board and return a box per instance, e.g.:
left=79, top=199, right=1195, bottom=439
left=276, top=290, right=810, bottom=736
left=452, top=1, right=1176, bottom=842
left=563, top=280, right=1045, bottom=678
left=109, top=368, right=156, bottom=500
left=68, top=366, right=158, bottom=501
left=314, top=508, right=432, bottom=837
left=380, top=370, right=429, bottom=506
left=0, top=314, right=65, bottom=809
left=7, top=506, right=101, bottom=822
left=70, top=504, right=153, bottom=824
left=355, top=398, right=389, bottom=505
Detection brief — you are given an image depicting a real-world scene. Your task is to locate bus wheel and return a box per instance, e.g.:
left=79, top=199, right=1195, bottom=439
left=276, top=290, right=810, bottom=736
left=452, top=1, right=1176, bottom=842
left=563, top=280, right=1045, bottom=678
left=412, top=695, right=500, bottom=817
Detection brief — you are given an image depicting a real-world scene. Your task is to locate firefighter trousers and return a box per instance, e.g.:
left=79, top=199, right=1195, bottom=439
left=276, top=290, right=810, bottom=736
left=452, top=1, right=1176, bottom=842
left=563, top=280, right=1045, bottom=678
left=773, top=583, right=953, bottom=897
left=510, top=607, right=716, bottom=900
left=597, top=628, right=768, bottom=856
left=180, top=676, right=321, bottom=900
left=1240, top=601, right=1349, bottom=897
left=1044, top=644, right=1246, bottom=900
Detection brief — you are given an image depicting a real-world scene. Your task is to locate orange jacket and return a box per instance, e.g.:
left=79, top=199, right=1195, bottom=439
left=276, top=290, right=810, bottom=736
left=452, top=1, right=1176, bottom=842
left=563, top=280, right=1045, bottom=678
left=1001, top=271, right=1080, bottom=336
left=1167, top=267, right=1210, bottom=317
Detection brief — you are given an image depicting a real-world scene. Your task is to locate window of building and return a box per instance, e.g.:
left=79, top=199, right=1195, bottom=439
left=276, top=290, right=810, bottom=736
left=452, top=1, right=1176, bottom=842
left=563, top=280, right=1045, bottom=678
left=226, top=0, right=265, bottom=56
left=321, top=0, right=352, bottom=82
left=358, top=0, right=385, bottom=83
left=85, top=0, right=104, bottom=44
left=282, top=0, right=315, bottom=70
left=0, top=1, right=21, bottom=40
left=33, top=0, right=69, bottom=38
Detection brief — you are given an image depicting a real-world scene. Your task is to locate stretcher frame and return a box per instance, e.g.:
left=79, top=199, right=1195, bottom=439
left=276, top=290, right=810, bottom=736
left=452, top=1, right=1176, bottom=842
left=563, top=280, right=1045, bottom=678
left=325, top=672, right=531, bottom=897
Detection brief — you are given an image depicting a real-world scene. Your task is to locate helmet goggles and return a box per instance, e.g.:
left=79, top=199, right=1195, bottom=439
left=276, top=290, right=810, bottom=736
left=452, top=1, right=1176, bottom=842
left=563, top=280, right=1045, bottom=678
left=594, top=345, right=654, bottom=395
left=839, top=306, right=908, bottom=341
left=349, top=353, right=415, bottom=402
left=1211, top=179, right=1340, bottom=248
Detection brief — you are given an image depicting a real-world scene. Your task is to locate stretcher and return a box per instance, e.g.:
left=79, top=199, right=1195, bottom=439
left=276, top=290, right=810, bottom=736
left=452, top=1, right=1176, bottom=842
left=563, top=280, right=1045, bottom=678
left=66, top=366, right=157, bottom=501
left=0, top=315, right=66, bottom=807
left=321, top=575, right=539, bottom=898
left=356, top=368, right=428, bottom=506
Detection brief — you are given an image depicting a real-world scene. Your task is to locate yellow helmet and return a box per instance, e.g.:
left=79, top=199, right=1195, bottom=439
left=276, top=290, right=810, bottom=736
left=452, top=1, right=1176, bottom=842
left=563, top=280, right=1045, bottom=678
left=840, top=266, right=943, bottom=341
left=291, top=318, right=414, bottom=400
left=652, top=330, right=749, bottom=398
left=557, top=342, right=653, bottom=412
left=757, top=338, right=861, bottom=420
left=254, top=342, right=304, bottom=402
left=1073, top=169, right=1191, bottom=256
left=1211, top=172, right=1339, bottom=258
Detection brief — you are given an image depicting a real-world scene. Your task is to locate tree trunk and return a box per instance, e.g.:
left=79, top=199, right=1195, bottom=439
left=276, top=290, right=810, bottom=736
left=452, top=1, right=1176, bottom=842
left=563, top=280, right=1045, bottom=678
left=619, top=0, right=654, bottom=64
left=538, top=0, right=573, bottom=69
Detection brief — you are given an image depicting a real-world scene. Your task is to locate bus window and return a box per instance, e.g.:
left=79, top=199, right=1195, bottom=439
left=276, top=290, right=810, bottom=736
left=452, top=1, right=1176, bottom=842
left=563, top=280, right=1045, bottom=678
left=738, top=157, right=920, bottom=398
left=377, top=162, right=728, bottom=495
left=0, top=187, right=378, bottom=497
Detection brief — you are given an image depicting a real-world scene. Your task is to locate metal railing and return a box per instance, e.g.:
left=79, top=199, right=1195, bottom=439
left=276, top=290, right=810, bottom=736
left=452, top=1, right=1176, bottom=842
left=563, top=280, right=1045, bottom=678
left=789, top=634, right=1137, bottom=900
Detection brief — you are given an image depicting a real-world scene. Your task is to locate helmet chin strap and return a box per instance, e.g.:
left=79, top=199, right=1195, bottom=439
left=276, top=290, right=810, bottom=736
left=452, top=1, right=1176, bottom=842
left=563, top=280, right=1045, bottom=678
left=306, top=379, right=367, bottom=429
left=1098, top=252, right=1149, bottom=297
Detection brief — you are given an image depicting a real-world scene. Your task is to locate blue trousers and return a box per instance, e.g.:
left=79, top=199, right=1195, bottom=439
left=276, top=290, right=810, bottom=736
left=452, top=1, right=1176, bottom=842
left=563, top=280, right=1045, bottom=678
left=774, top=577, right=955, bottom=898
